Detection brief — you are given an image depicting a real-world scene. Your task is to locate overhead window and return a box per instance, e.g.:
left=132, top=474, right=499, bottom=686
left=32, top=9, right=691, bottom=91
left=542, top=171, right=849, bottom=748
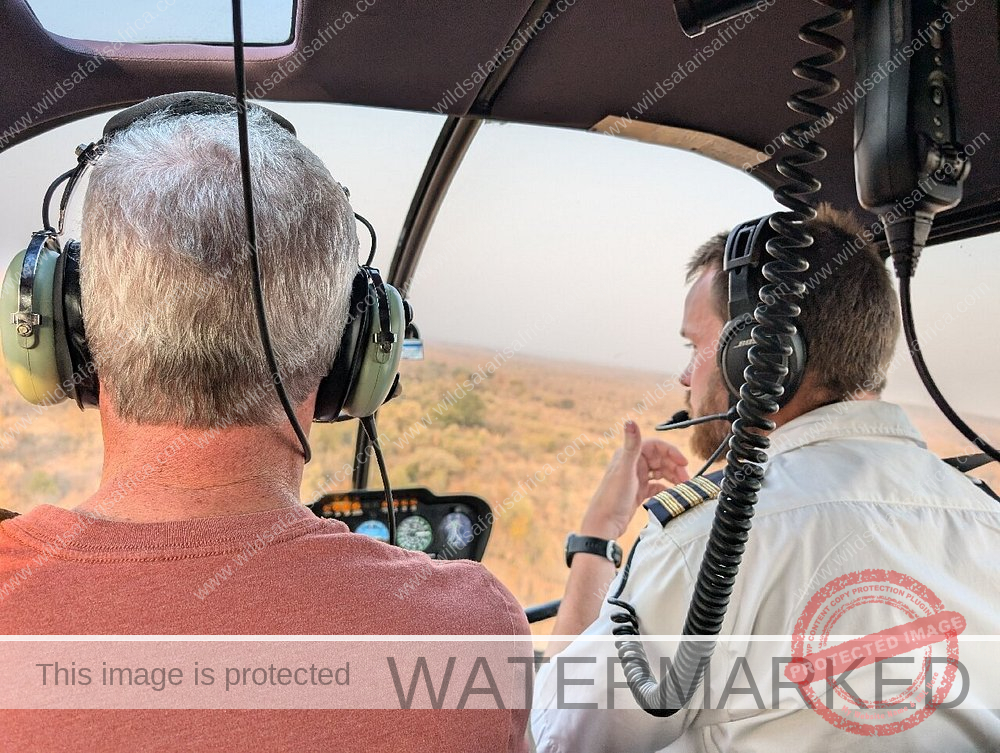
left=26, top=0, right=295, bottom=45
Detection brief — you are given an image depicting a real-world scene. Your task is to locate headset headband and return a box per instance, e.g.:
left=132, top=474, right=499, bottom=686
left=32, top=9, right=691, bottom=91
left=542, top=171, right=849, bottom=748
left=42, top=92, right=296, bottom=236
left=103, top=91, right=296, bottom=140
left=723, top=215, right=775, bottom=324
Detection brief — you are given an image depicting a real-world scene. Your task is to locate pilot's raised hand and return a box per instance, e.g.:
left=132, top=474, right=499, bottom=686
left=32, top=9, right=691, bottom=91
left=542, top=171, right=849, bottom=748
left=581, top=420, right=690, bottom=540
left=544, top=421, right=691, bottom=655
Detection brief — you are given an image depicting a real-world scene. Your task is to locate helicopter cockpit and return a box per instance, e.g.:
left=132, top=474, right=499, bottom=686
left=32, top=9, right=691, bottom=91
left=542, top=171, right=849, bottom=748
left=2, top=0, right=1000, bottom=748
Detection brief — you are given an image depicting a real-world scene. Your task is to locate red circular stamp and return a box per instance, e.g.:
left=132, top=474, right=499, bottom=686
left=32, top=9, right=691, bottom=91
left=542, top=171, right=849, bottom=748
left=785, top=569, right=965, bottom=736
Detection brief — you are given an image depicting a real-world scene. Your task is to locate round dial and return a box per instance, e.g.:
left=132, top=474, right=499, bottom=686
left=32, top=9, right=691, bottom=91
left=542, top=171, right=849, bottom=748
left=440, top=511, right=474, bottom=550
left=355, top=519, right=390, bottom=542
left=396, top=515, right=434, bottom=551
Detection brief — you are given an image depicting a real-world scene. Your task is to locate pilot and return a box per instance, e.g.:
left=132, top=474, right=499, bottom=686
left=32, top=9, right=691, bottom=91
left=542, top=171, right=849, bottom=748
left=531, top=205, right=1000, bottom=751
left=0, top=95, right=529, bottom=751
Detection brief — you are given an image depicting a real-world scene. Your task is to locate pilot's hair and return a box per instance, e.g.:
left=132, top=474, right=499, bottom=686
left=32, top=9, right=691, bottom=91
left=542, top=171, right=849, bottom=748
left=81, top=106, right=358, bottom=426
left=686, top=204, right=900, bottom=398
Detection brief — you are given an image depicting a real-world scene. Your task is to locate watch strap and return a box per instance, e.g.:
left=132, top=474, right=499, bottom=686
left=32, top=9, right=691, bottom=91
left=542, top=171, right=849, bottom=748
left=565, top=533, right=622, bottom=568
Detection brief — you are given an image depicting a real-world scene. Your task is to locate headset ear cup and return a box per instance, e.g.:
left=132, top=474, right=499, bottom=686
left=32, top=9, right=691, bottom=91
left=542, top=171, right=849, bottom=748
left=312, top=270, right=405, bottom=422
left=59, top=242, right=99, bottom=409
left=717, top=314, right=807, bottom=409
left=313, top=270, right=371, bottom=422
left=781, top=330, right=807, bottom=406
left=1, top=236, right=68, bottom=406
left=717, top=315, right=752, bottom=403
left=51, top=248, right=77, bottom=402
left=341, top=280, right=404, bottom=418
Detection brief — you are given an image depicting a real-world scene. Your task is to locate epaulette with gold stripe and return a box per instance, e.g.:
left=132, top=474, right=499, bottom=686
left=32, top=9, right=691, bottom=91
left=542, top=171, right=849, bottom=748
left=642, top=470, right=724, bottom=527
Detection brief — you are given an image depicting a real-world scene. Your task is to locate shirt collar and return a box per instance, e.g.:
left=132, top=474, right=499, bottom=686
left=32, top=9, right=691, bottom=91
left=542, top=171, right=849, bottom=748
left=767, top=400, right=926, bottom=458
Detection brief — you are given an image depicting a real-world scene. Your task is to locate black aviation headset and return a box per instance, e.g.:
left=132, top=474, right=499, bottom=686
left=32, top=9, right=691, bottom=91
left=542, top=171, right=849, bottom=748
left=716, top=215, right=809, bottom=410
left=0, top=92, right=405, bottom=427
left=659, top=215, right=813, bottom=463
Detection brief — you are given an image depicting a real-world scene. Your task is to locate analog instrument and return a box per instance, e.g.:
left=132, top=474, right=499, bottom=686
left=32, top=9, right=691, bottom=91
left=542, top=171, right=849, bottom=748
left=355, top=519, right=390, bottom=542
left=397, top=514, right=434, bottom=551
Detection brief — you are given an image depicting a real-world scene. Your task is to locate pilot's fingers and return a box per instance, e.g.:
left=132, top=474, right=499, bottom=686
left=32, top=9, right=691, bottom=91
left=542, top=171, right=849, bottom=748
left=637, top=457, right=689, bottom=488
left=640, top=438, right=689, bottom=468
left=662, top=464, right=690, bottom=484
left=621, top=420, right=642, bottom=457
left=639, top=439, right=689, bottom=482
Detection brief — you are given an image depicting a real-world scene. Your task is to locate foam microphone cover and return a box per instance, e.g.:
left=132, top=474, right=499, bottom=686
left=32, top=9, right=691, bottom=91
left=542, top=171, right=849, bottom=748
left=657, top=410, right=691, bottom=431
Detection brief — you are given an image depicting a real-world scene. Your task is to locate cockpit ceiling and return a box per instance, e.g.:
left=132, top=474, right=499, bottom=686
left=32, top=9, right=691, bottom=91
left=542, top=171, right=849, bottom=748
left=3, top=0, right=1000, bottom=244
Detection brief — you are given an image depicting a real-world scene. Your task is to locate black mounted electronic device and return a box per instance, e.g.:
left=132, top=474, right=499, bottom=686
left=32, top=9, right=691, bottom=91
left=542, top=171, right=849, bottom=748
left=854, top=0, right=970, bottom=264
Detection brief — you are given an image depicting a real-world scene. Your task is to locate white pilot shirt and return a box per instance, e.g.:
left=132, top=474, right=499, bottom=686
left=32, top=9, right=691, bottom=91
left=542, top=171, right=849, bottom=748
left=531, top=401, right=1000, bottom=752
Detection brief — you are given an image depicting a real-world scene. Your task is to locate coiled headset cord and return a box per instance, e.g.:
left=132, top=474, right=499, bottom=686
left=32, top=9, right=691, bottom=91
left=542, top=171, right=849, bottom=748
left=610, top=0, right=850, bottom=716
left=607, top=428, right=730, bottom=606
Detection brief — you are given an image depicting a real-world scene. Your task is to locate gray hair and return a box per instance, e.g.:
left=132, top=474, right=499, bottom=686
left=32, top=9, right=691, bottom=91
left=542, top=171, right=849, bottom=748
left=81, top=106, right=358, bottom=427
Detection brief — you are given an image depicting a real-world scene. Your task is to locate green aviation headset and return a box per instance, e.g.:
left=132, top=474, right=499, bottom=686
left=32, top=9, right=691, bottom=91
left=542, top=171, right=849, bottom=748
left=0, top=92, right=405, bottom=423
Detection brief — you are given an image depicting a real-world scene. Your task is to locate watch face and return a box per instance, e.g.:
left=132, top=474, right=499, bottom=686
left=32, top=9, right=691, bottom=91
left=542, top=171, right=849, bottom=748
left=609, top=542, right=622, bottom=567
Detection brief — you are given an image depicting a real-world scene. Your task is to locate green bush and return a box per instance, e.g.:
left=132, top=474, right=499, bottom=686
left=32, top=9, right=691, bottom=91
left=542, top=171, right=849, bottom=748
left=439, top=392, right=487, bottom=428
left=22, top=470, right=62, bottom=500
left=402, top=447, right=463, bottom=487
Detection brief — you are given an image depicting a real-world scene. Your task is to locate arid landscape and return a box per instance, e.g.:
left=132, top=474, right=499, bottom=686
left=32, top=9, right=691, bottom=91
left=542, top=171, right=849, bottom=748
left=2, top=342, right=998, bottom=636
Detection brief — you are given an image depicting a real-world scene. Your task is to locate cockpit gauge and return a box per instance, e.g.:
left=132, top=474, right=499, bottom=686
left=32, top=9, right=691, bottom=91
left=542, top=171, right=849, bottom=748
left=441, top=511, right=473, bottom=550
left=310, top=488, right=492, bottom=562
left=355, top=519, right=390, bottom=542
left=396, top=515, right=434, bottom=551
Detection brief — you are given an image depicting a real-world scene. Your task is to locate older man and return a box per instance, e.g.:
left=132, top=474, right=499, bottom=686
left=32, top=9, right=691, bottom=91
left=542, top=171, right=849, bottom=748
left=532, top=207, right=1000, bottom=751
left=0, top=94, right=529, bottom=752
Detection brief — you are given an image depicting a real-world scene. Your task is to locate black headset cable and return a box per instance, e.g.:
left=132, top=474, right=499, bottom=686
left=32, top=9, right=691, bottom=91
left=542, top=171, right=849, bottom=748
left=355, top=211, right=378, bottom=267
left=361, top=415, right=397, bottom=546
left=692, top=434, right=731, bottom=479
left=42, top=167, right=77, bottom=234
left=230, top=0, right=311, bottom=463
left=897, top=270, right=1000, bottom=464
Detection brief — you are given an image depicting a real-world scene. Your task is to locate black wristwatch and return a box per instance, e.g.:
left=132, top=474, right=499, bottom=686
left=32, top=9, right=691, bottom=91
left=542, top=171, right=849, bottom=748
left=565, top=533, right=623, bottom=568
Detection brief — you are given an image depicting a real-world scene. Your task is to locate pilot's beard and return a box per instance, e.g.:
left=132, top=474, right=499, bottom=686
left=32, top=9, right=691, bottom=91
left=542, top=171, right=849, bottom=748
left=688, top=371, right=731, bottom=462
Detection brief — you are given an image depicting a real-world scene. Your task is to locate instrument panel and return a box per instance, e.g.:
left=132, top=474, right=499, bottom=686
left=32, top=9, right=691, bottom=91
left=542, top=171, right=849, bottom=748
left=309, top=487, right=492, bottom=562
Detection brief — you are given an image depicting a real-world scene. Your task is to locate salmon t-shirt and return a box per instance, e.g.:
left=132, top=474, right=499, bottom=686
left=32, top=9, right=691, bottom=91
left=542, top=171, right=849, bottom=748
left=0, top=504, right=530, bottom=752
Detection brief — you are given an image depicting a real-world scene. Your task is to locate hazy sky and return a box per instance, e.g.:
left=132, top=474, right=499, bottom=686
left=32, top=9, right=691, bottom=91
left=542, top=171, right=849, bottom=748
left=3, top=0, right=999, bottom=424
left=27, top=0, right=294, bottom=44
